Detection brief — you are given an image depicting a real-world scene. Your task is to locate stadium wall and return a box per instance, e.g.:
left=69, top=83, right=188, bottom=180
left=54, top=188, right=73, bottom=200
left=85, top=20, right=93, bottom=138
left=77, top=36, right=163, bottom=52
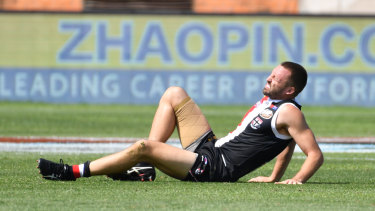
left=0, top=13, right=375, bottom=106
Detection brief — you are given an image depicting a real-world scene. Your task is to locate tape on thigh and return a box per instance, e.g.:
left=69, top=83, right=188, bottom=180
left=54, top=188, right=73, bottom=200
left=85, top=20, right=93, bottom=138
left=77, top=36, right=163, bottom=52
left=174, top=97, right=210, bottom=148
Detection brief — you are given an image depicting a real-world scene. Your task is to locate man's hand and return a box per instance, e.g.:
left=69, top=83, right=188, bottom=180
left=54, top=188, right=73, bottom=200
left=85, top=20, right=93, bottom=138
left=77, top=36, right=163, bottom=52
left=275, top=178, right=302, bottom=185
left=248, top=176, right=275, bottom=183
left=249, top=176, right=303, bottom=184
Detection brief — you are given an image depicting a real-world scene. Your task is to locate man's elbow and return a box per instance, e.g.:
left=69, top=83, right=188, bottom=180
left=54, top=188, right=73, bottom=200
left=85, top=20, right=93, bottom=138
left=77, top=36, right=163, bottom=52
left=319, top=152, right=324, bottom=167
left=307, top=149, right=324, bottom=168
left=315, top=151, right=324, bottom=168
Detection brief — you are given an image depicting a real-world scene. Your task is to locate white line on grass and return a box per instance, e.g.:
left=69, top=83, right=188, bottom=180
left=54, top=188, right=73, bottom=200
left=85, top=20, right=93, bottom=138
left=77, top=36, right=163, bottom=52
left=1, top=136, right=375, bottom=154
left=293, top=155, right=375, bottom=161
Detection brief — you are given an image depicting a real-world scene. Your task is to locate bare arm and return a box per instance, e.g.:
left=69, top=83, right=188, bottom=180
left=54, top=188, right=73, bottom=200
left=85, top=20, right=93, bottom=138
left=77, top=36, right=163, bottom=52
left=270, top=140, right=296, bottom=181
left=248, top=141, right=295, bottom=183
left=275, top=105, right=324, bottom=184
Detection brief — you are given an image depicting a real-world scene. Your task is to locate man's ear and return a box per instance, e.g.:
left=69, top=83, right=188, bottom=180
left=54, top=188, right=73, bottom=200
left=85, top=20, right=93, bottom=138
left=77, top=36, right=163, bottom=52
left=285, top=86, right=296, bottom=96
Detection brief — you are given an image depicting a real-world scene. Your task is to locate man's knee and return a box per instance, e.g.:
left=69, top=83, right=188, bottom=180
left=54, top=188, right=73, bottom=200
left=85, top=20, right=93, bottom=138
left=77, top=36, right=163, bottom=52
left=131, top=140, right=161, bottom=163
left=161, top=86, right=188, bottom=107
left=133, top=139, right=150, bottom=155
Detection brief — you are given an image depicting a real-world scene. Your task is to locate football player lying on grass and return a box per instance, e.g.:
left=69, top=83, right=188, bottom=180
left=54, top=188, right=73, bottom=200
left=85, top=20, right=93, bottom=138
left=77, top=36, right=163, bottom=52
left=38, top=61, right=323, bottom=184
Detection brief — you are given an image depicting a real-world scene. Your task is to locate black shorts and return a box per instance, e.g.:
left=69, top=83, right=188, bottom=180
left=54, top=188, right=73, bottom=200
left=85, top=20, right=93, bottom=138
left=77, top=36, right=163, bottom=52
left=183, top=131, right=232, bottom=182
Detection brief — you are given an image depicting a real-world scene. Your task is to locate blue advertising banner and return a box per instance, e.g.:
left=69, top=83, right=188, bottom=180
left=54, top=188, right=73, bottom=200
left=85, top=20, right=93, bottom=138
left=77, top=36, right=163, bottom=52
left=1, top=68, right=374, bottom=106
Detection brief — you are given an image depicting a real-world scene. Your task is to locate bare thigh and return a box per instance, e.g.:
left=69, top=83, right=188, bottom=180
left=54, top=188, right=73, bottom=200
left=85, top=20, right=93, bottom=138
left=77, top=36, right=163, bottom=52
left=141, top=140, right=198, bottom=180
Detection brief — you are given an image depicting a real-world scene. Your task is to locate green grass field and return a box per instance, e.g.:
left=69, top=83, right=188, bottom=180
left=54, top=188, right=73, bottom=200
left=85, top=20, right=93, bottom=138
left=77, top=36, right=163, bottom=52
left=0, top=102, right=375, bottom=210
left=0, top=102, right=374, bottom=137
left=1, top=152, right=375, bottom=210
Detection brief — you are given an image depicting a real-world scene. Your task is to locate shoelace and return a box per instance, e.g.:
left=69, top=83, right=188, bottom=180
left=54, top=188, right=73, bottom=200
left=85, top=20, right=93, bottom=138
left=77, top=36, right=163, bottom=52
left=55, top=159, right=67, bottom=177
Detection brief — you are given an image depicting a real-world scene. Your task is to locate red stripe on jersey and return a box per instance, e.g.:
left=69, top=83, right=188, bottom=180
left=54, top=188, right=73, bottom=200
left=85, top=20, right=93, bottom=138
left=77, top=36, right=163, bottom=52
left=238, top=96, right=269, bottom=127
left=72, top=165, right=81, bottom=178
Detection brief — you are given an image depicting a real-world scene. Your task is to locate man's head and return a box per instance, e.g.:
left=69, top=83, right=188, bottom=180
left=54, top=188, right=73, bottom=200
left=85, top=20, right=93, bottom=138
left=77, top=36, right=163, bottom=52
left=262, top=61, right=307, bottom=100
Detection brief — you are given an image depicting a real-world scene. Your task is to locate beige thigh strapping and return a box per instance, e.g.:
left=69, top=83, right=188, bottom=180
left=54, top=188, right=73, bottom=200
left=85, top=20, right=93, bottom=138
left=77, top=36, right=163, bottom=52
left=174, top=97, right=211, bottom=149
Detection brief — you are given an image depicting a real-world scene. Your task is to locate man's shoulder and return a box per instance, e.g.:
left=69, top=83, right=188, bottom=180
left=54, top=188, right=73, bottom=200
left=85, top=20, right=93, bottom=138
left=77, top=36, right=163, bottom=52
left=277, top=103, right=305, bottom=126
left=279, top=102, right=302, bottom=114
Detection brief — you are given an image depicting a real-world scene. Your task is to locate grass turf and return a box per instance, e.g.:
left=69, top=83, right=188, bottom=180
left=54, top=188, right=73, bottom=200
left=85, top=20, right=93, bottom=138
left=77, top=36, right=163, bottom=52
left=0, top=102, right=375, bottom=210
left=0, top=102, right=374, bottom=138
left=0, top=152, right=375, bottom=210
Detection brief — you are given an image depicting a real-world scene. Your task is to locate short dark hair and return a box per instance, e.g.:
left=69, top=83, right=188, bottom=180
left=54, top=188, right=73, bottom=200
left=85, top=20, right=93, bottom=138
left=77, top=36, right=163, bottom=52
left=281, top=61, right=308, bottom=97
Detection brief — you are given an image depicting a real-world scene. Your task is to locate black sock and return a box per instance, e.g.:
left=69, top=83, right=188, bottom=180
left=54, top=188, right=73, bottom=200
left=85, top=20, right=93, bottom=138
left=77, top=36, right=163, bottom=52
left=83, top=161, right=91, bottom=177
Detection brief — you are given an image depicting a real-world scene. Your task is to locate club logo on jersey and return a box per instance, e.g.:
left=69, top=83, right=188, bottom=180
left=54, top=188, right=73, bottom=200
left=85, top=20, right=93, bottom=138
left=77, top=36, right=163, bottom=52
left=250, top=117, right=263, bottom=129
left=260, top=108, right=273, bottom=119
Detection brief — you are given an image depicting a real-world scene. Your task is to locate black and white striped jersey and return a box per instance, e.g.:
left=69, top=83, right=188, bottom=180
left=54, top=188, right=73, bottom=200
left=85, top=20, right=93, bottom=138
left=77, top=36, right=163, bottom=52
left=214, top=96, right=301, bottom=181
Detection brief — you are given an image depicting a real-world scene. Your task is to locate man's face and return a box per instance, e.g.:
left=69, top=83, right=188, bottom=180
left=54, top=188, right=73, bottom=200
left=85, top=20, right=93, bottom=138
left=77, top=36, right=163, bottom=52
left=262, top=65, right=292, bottom=99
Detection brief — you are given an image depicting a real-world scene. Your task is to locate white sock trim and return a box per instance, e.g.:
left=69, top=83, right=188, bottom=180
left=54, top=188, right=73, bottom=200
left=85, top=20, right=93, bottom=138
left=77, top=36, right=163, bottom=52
left=79, top=164, right=85, bottom=177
